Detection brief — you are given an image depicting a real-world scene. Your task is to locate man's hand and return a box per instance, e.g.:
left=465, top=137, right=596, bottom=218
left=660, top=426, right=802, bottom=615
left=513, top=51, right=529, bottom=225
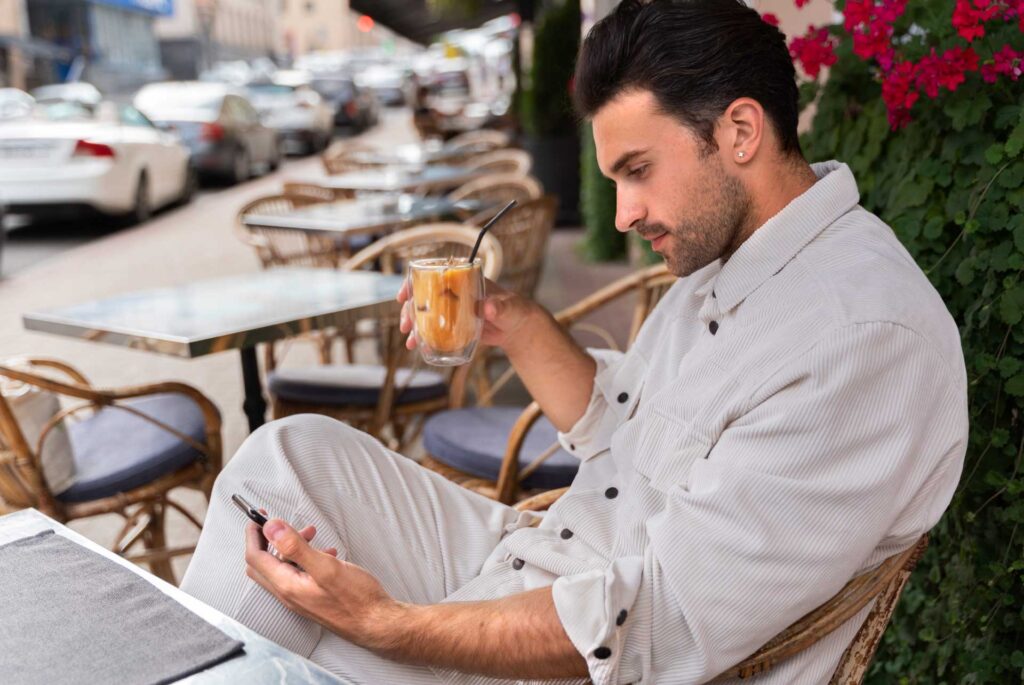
left=397, top=277, right=539, bottom=353
left=244, top=519, right=404, bottom=649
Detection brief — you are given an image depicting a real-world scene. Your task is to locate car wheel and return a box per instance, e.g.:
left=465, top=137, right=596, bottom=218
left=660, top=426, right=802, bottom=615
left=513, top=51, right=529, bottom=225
left=232, top=148, right=250, bottom=184
left=128, top=173, right=151, bottom=225
left=177, top=164, right=198, bottom=205
left=268, top=145, right=282, bottom=172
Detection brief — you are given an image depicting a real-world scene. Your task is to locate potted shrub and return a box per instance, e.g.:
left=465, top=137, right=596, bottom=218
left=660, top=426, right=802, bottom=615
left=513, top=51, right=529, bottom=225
left=520, top=0, right=581, bottom=225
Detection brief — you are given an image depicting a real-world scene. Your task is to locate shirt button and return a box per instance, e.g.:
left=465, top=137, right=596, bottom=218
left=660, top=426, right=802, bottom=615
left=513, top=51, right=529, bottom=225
left=712, top=289, right=716, bottom=298
left=560, top=528, right=573, bottom=540
left=709, top=320, right=719, bottom=335
left=569, top=443, right=575, bottom=451
left=617, top=391, right=629, bottom=403
left=605, top=487, right=618, bottom=499
left=616, top=609, right=628, bottom=626
left=594, top=646, right=612, bottom=660
left=512, top=558, right=525, bottom=570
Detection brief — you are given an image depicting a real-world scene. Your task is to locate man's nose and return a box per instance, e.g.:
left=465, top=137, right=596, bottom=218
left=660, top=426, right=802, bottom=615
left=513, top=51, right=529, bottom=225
left=615, top=190, right=644, bottom=233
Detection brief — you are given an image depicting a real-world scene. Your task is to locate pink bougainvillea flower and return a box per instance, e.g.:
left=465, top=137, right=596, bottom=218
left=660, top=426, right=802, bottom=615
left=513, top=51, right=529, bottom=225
left=762, top=12, right=781, bottom=27
left=981, top=44, right=1024, bottom=82
left=952, top=0, right=1000, bottom=42
left=789, top=25, right=838, bottom=79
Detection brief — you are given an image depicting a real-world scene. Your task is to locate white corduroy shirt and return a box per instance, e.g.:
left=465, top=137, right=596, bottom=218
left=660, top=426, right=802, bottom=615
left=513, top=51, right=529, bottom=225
left=448, top=161, right=968, bottom=685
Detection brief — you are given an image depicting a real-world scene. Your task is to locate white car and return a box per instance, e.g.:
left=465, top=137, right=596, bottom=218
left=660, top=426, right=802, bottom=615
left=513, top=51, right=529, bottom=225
left=246, top=78, right=333, bottom=155
left=0, top=100, right=194, bottom=223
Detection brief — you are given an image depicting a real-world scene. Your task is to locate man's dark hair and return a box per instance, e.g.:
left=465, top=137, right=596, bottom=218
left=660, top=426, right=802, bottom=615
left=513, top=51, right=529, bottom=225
left=574, top=0, right=802, bottom=156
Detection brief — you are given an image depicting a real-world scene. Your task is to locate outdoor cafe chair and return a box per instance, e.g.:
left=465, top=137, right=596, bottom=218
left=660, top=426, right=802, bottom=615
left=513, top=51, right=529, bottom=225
left=266, top=224, right=503, bottom=451
left=447, top=128, right=512, bottom=154
left=421, top=263, right=677, bottom=504
left=0, top=357, right=223, bottom=584
left=463, top=148, right=533, bottom=177
left=514, top=488, right=929, bottom=685
left=321, top=140, right=377, bottom=175
left=236, top=193, right=353, bottom=269
left=447, top=173, right=544, bottom=225
left=282, top=181, right=344, bottom=203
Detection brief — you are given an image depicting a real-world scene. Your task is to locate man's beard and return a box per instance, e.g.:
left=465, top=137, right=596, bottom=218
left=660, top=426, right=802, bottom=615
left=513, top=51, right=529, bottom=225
left=637, top=162, right=752, bottom=277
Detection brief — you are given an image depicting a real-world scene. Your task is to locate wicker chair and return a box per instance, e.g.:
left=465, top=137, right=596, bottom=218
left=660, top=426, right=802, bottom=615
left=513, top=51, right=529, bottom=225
left=282, top=182, right=340, bottom=203
left=448, top=173, right=544, bottom=225
left=0, top=358, right=223, bottom=584
left=236, top=193, right=350, bottom=269
left=266, top=224, right=503, bottom=451
left=447, top=129, right=511, bottom=153
left=514, top=488, right=928, bottom=685
left=421, top=264, right=677, bottom=503
left=321, top=140, right=376, bottom=175
left=463, top=148, right=532, bottom=176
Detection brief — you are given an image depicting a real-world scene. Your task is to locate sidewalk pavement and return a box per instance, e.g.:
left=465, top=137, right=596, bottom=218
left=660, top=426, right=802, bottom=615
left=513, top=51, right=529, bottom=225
left=0, top=110, right=634, bottom=581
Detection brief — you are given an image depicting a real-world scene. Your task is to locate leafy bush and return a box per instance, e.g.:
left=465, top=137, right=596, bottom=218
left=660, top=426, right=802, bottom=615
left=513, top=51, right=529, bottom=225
left=580, top=123, right=627, bottom=260
left=795, top=2, right=1024, bottom=681
left=520, top=0, right=580, bottom=137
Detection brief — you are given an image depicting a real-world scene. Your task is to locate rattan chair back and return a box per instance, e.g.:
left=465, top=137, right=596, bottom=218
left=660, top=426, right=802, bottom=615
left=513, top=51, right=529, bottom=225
left=447, top=129, right=511, bottom=153
left=480, top=195, right=557, bottom=299
left=464, top=149, right=532, bottom=176
left=0, top=358, right=223, bottom=583
left=236, top=193, right=345, bottom=269
left=447, top=174, right=544, bottom=225
left=282, top=182, right=337, bottom=203
left=321, top=140, right=376, bottom=175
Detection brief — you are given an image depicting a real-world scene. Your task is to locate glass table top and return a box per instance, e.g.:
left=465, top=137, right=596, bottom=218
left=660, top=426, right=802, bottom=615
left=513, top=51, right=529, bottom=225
left=298, top=165, right=482, bottom=192
left=243, top=194, right=485, bottom=233
left=23, top=268, right=403, bottom=358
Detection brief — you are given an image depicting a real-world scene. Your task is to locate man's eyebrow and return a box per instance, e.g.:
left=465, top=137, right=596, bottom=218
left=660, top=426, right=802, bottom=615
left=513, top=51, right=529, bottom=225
left=610, top=149, right=648, bottom=175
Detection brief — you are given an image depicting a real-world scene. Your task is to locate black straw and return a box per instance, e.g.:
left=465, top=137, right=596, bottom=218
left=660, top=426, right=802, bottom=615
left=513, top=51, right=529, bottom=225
left=468, top=199, right=517, bottom=264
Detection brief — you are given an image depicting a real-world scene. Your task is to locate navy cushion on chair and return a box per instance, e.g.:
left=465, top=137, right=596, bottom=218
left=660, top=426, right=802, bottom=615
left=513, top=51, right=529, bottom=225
left=268, top=365, right=448, bottom=407
left=57, top=394, right=207, bottom=504
left=422, top=407, right=579, bottom=491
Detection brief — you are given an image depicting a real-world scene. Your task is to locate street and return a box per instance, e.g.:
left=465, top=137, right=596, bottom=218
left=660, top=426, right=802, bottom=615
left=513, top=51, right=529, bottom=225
left=1, top=154, right=317, bottom=279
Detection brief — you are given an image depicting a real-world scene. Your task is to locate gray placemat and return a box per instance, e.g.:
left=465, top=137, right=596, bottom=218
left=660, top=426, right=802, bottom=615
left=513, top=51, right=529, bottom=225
left=0, top=530, right=244, bottom=685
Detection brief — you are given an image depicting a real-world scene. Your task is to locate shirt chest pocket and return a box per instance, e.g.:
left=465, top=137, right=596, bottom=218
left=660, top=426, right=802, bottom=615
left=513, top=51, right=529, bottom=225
left=630, top=409, right=713, bottom=493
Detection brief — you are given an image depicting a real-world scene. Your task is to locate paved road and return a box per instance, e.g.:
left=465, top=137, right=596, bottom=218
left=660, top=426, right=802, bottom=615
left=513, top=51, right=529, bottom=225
left=0, top=154, right=317, bottom=279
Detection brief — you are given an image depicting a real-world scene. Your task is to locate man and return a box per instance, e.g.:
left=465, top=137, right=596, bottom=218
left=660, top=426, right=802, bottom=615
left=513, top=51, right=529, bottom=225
left=182, top=1, right=968, bottom=683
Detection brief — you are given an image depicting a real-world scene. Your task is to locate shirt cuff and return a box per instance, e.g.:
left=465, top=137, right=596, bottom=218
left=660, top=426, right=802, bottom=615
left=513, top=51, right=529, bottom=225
left=551, top=556, right=643, bottom=685
left=557, top=348, right=624, bottom=461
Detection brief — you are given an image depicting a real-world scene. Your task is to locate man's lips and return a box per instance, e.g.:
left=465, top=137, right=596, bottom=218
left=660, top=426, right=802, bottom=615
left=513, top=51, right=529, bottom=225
left=649, top=232, right=669, bottom=251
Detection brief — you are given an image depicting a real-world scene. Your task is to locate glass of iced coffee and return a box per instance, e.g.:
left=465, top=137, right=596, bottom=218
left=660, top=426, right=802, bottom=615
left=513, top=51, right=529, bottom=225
left=408, top=257, right=484, bottom=366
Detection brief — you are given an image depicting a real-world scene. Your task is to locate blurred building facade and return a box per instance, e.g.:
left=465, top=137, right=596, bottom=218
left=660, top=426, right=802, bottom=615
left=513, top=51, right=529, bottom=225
left=156, top=0, right=277, bottom=79
left=278, top=0, right=393, bottom=59
left=19, top=0, right=169, bottom=94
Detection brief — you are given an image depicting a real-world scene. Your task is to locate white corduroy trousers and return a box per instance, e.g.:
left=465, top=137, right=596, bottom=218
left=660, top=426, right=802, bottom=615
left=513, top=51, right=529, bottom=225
left=181, top=414, right=526, bottom=685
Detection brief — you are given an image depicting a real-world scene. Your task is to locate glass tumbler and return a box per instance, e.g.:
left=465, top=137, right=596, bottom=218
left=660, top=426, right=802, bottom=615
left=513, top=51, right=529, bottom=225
left=408, top=257, right=484, bottom=366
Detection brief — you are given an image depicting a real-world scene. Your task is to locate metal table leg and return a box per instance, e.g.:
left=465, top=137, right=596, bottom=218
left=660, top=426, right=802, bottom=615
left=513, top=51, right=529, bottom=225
left=240, top=347, right=267, bottom=432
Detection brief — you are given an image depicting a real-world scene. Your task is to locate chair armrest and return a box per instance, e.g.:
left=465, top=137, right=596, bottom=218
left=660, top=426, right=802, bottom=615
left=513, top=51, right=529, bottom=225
left=14, top=357, right=93, bottom=387
left=495, top=401, right=545, bottom=504
left=514, top=486, right=569, bottom=513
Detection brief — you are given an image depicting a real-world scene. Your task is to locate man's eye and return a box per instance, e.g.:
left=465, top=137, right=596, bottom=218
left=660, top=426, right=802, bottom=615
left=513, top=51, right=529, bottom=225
left=628, top=166, right=648, bottom=178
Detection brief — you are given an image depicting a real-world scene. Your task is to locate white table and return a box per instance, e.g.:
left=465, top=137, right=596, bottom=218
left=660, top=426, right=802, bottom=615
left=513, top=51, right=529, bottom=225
left=0, top=508, right=349, bottom=684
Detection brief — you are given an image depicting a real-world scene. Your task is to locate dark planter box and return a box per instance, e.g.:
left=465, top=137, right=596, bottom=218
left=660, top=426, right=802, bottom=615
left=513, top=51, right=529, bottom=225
left=522, top=133, right=580, bottom=226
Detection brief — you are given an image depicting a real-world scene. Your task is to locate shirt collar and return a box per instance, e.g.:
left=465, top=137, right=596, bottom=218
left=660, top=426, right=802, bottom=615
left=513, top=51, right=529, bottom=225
left=710, top=160, right=860, bottom=315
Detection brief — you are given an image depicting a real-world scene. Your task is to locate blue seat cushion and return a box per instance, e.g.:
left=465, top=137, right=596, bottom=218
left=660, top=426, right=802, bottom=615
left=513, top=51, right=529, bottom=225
left=58, top=394, right=207, bottom=504
left=268, top=364, right=448, bottom=407
left=422, top=407, right=578, bottom=491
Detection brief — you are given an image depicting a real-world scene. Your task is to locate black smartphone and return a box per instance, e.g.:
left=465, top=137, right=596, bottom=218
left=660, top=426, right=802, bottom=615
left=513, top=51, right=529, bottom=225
left=232, top=493, right=268, bottom=526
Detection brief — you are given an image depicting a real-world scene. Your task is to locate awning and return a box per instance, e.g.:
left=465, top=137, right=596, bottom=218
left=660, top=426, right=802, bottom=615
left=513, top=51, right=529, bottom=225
left=350, top=0, right=520, bottom=44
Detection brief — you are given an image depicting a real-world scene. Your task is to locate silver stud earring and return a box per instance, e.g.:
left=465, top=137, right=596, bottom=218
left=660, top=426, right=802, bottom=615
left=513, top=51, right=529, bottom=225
left=736, top=151, right=746, bottom=158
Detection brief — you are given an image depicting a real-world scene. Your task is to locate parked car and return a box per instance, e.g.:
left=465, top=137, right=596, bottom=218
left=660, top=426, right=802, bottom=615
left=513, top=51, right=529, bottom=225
left=310, top=75, right=378, bottom=132
left=357, top=65, right=409, bottom=107
left=246, top=76, right=333, bottom=155
left=0, top=101, right=194, bottom=224
left=30, top=82, right=103, bottom=111
left=134, top=81, right=280, bottom=184
left=0, top=88, right=34, bottom=120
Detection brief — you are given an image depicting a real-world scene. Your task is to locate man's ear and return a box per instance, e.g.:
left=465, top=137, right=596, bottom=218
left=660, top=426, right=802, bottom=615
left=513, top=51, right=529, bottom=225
left=719, top=98, right=765, bottom=165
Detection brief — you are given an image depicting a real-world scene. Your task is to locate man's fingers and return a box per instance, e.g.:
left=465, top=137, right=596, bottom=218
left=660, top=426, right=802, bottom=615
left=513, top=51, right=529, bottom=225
left=396, top=279, right=410, bottom=303
left=299, top=524, right=316, bottom=542
left=263, top=519, right=335, bottom=578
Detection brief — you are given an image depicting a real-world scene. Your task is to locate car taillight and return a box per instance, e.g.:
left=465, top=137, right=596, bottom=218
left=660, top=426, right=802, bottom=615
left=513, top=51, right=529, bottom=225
left=201, top=122, right=225, bottom=141
left=73, top=140, right=116, bottom=158
left=345, top=101, right=358, bottom=116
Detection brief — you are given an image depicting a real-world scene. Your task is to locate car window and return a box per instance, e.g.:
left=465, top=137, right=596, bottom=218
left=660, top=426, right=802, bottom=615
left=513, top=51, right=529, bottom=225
left=120, top=105, right=155, bottom=128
